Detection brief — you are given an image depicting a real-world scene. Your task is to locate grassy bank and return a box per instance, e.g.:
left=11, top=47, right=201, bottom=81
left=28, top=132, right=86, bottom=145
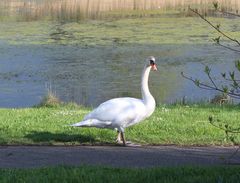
left=0, top=104, right=239, bottom=145
left=0, top=165, right=240, bottom=183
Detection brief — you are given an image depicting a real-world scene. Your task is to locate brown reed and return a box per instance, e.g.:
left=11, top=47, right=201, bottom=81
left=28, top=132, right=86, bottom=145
left=0, top=0, right=239, bottom=21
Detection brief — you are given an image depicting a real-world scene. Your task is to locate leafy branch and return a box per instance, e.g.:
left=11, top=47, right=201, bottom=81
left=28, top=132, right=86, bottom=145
left=188, top=6, right=240, bottom=52
left=181, top=62, right=240, bottom=99
left=213, top=1, right=240, bottom=18
left=183, top=3, right=240, bottom=159
left=208, top=116, right=240, bottom=162
left=184, top=4, right=240, bottom=99
left=209, top=116, right=240, bottom=135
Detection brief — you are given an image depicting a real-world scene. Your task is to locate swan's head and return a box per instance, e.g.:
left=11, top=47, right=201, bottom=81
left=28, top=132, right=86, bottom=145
left=146, top=56, right=157, bottom=71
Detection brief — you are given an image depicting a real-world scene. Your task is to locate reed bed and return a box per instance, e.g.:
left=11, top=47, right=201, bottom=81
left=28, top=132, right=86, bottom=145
left=0, top=0, right=239, bottom=21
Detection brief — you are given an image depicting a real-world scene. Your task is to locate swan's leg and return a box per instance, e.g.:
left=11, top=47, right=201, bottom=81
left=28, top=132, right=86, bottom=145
left=116, top=131, right=122, bottom=144
left=120, top=132, right=126, bottom=146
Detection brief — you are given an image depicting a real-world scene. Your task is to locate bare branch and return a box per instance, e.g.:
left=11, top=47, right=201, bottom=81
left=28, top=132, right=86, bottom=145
left=209, top=115, right=240, bottom=159
left=181, top=72, right=216, bottom=90
left=216, top=42, right=240, bottom=53
left=209, top=121, right=240, bottom=134
left=209, top=116, right=240, bottom=133
left=205, top=66, right=218, bottom=88
left=223, top=77, right=240, bottom=83
left=228, top=147, right=240, bottom=160
left=217, top=10, right=240, bottom=18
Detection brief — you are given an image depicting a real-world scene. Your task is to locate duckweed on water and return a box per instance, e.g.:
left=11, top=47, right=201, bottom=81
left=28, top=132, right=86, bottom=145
left=0, top=17, right=240, bottom=46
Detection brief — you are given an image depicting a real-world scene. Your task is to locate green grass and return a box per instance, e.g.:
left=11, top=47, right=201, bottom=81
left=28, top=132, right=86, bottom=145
left=0, top=165, right=240, bottom=183
left=0, top=104, right=239, bottom=145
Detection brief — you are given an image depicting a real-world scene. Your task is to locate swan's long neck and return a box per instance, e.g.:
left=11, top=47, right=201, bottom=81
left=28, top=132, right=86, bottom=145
left=141, top=65, right=155, bottom=112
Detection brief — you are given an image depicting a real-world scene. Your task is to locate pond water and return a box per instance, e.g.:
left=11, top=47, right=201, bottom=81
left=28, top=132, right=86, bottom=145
left=0, top=17, right=240, bottom=108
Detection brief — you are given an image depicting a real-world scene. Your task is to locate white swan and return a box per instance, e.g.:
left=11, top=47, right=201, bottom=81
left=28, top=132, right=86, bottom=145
left=70, top=56, right=157, bottom=145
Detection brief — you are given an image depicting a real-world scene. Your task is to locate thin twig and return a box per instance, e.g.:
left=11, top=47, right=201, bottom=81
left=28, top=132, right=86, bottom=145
left=210, top=120, right=240, bottom=162
left=216, top=42, right=240, bottom=53
left=222, top=76, right=240, bottom=82
left=217, top=10, right=240, bottom=18
left=228, top=146, right=240, bottom=160
left=181, top=72, right=216, bottom=90
left=207, top=71, right=218, bottom=88
left=210, top=119, right=240, bottom=162
left=209, top=121, right=240, bottom=134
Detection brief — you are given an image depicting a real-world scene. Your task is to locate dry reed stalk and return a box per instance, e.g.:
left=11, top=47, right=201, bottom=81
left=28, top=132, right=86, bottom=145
left=1, top=0, right=239, bottom=20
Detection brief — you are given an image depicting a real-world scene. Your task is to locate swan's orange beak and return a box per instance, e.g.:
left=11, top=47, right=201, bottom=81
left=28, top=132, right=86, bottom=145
left=151, top=64, right=157, bottom=71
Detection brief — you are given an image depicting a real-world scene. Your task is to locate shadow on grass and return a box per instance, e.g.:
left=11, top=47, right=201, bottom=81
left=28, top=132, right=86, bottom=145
left=25, top=131, right=96, bottom=144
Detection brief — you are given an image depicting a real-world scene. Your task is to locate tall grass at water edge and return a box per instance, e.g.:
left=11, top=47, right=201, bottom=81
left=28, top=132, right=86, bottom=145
left=0, top=0, right=240, bottom=21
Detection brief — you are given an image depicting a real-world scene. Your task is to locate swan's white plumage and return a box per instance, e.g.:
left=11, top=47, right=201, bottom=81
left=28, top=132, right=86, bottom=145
left=70, top=56, right=157, bottom=144
left=71, top=97, right=148, bottom=131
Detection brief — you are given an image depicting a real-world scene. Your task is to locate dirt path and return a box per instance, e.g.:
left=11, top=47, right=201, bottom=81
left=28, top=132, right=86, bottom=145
left=0, top=145, right=239, bottom=168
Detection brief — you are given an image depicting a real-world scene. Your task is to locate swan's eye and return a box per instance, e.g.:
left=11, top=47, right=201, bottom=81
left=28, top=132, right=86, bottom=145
left=150, top=60, right=155, bottom=65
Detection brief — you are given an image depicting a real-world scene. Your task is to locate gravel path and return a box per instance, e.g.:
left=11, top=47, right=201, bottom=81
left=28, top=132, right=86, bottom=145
left=0, top=145, right=239, bottom=168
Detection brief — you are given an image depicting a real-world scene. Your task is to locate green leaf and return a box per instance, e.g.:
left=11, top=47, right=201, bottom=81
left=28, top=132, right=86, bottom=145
left=221, top=73, right=226, bottom=78
left=213, top=36, right=221, bottom=44
left=222, top=86, right=229, bottom=93
left=208, top=116, right=213, bottom=123
left=235, top=60, right=240, bottom=72
left=194, top=79, right=200, bottom=86
left=232, top=80, right=239, bottom=89
left=229, top=71, right=235, bottom=80
left=213, top=2, right=218, bottom=10
left=204, top=65, right=211, bottom=75
left=229, top=136, right=235, bottom=144
left=225, top=124, right=229, bottom=129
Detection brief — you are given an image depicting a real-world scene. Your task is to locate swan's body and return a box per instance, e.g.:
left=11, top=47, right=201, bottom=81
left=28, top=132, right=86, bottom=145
left=70, top=56, right=157, bottom=145
left=75, top=97, right=154, bottom=131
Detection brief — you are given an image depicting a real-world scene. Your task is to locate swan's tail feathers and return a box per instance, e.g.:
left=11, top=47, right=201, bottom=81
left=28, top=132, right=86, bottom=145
left=69, top=119, right=112, bottom=128
left=69, top=120, right=92, bottom=127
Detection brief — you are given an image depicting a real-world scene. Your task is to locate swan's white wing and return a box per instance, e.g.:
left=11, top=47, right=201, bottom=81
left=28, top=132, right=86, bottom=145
left=83, top=97, right=146, bottom=127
